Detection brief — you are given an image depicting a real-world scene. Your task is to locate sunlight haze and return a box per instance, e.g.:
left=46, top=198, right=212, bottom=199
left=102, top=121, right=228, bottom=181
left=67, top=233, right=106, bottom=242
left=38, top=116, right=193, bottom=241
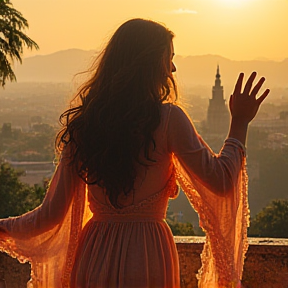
left=12, top=0, right=288, bottom=61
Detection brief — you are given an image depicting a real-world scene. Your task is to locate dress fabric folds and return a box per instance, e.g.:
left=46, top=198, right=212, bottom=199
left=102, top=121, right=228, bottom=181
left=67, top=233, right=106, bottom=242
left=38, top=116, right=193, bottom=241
left=0, top=103, right=249, bottom=288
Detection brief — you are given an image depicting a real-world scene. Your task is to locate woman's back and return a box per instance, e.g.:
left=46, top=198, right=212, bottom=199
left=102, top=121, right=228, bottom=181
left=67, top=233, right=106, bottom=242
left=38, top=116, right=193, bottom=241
left=89, top=104, right=174, bottom=206
left=71, top=104, right=180, bottom=288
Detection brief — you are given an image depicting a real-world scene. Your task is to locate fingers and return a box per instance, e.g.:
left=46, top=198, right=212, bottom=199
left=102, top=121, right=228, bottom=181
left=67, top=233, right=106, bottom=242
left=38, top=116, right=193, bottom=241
left=243, top=71, right=257, bottom=95
left=250, top=76, right=266, bottom=97
left=257, top=88, right=270, bottom=105
left=233, top=73, right=244, bottom=95
left=233, top=72, right=269, bottom=100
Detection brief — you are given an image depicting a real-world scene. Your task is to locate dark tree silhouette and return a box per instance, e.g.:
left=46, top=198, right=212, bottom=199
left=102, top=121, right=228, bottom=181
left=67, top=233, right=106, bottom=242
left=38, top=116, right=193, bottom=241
left=0, top=0, right=39, bottom=86
left=168, top=222, right=195, bottom=236
left=0, top=162, right=45, bottom=218
left=249, top=199, right=288, bottom=238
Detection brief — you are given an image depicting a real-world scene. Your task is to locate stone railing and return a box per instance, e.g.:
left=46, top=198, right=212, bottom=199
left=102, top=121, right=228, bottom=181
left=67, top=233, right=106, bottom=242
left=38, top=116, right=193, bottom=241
left=175, top=236, right=288, bottom=288
left=1, top=237, right=288, bottom=288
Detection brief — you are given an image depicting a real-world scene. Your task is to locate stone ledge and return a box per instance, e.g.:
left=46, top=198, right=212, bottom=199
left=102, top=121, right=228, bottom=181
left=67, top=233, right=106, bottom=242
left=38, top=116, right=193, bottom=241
left=175, top=236, right=288, bottom=246
left=175, top=236, right=288, bottom=288
left=1, top=237, right=288, bottom=288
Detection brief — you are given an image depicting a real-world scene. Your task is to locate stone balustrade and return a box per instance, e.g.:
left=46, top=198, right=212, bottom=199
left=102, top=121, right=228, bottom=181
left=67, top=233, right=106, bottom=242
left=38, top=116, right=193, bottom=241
left=1, top=237, right=288, bottom=288
left=175, top=236, right=288, bottom=288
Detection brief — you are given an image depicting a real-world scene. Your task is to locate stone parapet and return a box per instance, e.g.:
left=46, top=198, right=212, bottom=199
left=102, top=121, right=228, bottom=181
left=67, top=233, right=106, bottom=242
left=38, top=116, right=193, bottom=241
left=175, top=236, right=288, bottom=288
left=1, top=237, right=288, bottom=288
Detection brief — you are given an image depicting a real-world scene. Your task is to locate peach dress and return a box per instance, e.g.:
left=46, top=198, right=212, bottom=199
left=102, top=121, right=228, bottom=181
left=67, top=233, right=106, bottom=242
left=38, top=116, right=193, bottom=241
left=0, top=104, right=249, bottom=288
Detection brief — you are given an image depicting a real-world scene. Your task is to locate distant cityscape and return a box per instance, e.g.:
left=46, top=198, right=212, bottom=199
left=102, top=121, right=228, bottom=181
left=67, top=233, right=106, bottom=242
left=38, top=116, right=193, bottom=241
left=0, top=50, right=288, bottom=225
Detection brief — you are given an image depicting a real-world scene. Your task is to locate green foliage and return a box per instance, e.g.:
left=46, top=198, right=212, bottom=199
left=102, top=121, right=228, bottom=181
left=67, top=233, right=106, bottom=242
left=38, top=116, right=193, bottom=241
left=166, top=203, right=196, bottom=236
left=0, top=161, right=45, bottom=218
left=0, top=0, right=39, bottom=86
left=247, top=146, right=288, bottom=215
left=258, top=148, right=288, bottom=198
left=168, top=222, right=195, bottom=236
left=0, top=122, right=56, bottom=161
left=249, top=199, right=288, bottom=238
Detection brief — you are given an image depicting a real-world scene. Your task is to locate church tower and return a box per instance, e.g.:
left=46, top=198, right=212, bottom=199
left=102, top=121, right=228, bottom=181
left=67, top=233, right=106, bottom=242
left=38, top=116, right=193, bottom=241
left=206, top=65, right=230, bottom=135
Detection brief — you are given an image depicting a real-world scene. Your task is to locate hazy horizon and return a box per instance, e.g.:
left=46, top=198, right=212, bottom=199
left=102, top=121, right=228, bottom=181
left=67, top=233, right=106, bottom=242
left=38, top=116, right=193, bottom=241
left=12, top=0, right=288, bottom=62
left=22, top=48, right=288, bottom=63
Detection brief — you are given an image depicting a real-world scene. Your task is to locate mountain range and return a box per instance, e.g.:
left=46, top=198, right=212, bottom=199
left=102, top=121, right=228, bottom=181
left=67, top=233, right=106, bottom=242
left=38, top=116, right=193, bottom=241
left=13, top=49, right=288, bottom=90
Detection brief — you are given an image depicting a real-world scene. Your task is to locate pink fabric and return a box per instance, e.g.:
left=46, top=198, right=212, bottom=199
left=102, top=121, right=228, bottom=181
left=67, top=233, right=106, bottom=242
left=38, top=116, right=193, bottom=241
left=169, top=106, right=249, bottom=287
left=0, top=103, right=249, bottom=288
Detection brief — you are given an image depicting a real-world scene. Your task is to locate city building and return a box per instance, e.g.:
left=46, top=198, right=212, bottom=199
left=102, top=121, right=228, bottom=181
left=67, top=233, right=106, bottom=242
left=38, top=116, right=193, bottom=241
left=206, top=65, right=230, bottom=136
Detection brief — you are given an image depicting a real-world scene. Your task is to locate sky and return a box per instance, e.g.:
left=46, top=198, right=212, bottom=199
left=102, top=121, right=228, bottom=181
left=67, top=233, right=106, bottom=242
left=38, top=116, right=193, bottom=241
left=12, top=0, right=288, bottom=61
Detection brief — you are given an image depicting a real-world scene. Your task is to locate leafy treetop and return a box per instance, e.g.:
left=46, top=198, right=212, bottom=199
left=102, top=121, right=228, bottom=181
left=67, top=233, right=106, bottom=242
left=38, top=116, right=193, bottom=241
left=0, top=0, right=39, bottom=87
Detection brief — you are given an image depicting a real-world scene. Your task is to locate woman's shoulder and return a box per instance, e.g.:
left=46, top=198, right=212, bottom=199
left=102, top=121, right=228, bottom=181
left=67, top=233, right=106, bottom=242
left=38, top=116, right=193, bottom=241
left=161, top=102, right=184, bottom=113
left=161, top=103, right=190, bottom=123
left=159, top=103, right=191, bottom=137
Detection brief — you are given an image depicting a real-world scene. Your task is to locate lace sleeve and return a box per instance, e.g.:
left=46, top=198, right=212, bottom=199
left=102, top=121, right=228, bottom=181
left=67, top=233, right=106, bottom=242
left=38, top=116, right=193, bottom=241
left=0, top=145, right=92, bottom=287
left=168, top=105, right=249, bottom=288
left=168, top=105, right=246, bottom=195
left=0, top=147, right=80, bottom=238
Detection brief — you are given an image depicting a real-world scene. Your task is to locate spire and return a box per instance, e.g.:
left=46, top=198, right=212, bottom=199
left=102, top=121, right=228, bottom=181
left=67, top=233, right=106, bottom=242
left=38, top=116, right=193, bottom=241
left=215, top=64, right=221, bottom=87
left=216, top=64, right=220, bottom=78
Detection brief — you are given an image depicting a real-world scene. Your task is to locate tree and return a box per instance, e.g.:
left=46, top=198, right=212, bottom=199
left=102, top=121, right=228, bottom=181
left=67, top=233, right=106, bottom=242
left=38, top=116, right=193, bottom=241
left=168, top=222, right=195, bottom=236
left=0, top=0, right=39, bottom=87
left=0, top=161, right=45, bottom=218
left=249, top=199, right=288, bottom=238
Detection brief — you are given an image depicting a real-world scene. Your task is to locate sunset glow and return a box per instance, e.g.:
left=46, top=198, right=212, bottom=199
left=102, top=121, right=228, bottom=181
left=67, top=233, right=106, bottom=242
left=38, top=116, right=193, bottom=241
left=11, top=0, right=288, bottom=61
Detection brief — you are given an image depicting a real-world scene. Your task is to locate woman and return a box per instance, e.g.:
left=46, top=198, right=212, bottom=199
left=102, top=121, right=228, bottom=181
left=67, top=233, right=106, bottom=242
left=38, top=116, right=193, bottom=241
left=0, top=19, right=269, bottom=288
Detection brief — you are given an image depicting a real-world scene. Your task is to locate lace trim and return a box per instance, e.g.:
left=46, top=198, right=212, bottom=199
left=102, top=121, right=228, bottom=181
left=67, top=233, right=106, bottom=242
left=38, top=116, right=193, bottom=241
left=0, top=236, right=31, bottom=264
left=61, top=186, right=86, bottom=288
left=174, top=157, right=249, bottom=287
left=92, top=169, right=177, bottom=215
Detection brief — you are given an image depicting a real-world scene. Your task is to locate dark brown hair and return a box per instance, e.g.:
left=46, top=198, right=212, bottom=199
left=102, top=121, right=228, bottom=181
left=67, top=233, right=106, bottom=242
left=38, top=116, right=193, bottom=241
left=56, top=18, right=176, bottom=207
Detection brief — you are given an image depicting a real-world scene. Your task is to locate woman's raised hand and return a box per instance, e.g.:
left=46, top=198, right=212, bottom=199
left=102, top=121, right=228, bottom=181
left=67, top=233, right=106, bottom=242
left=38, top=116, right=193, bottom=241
left=229, top=72, right=270, bottom=124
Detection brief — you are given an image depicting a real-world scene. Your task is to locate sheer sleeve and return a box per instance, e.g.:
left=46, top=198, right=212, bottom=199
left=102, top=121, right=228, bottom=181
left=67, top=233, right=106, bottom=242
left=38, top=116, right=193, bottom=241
left=0, top=145, right=93, bottom=288
left=0, top=148, right=80, bottom=238
left=168, top=105, right=249, bottom=288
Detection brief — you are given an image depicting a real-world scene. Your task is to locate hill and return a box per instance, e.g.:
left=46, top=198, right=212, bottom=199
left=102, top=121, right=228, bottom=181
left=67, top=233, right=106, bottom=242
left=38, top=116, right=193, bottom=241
left=175, top=54, right=288, bottom=91
left=14, top=49, right=288, bottom=90
left=14, top=49, right=96, bottom=83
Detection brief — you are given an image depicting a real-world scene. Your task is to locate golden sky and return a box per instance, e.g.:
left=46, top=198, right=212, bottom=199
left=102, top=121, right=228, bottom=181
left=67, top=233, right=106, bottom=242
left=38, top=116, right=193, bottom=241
left=12, top=0, right=288, bottom=61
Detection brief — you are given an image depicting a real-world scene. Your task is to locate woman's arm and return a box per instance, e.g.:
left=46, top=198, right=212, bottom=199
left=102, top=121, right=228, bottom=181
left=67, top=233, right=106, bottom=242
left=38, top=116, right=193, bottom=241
left=168, top=105, right=243, bottom=195
left=0, top=145, right=85, bottom=239
left=168, top=72, right=269, bottom=195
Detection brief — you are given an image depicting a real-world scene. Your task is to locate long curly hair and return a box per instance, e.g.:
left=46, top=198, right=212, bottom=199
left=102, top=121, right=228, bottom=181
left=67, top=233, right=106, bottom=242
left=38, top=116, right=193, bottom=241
left=56, top=19, right=177, bottom=207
